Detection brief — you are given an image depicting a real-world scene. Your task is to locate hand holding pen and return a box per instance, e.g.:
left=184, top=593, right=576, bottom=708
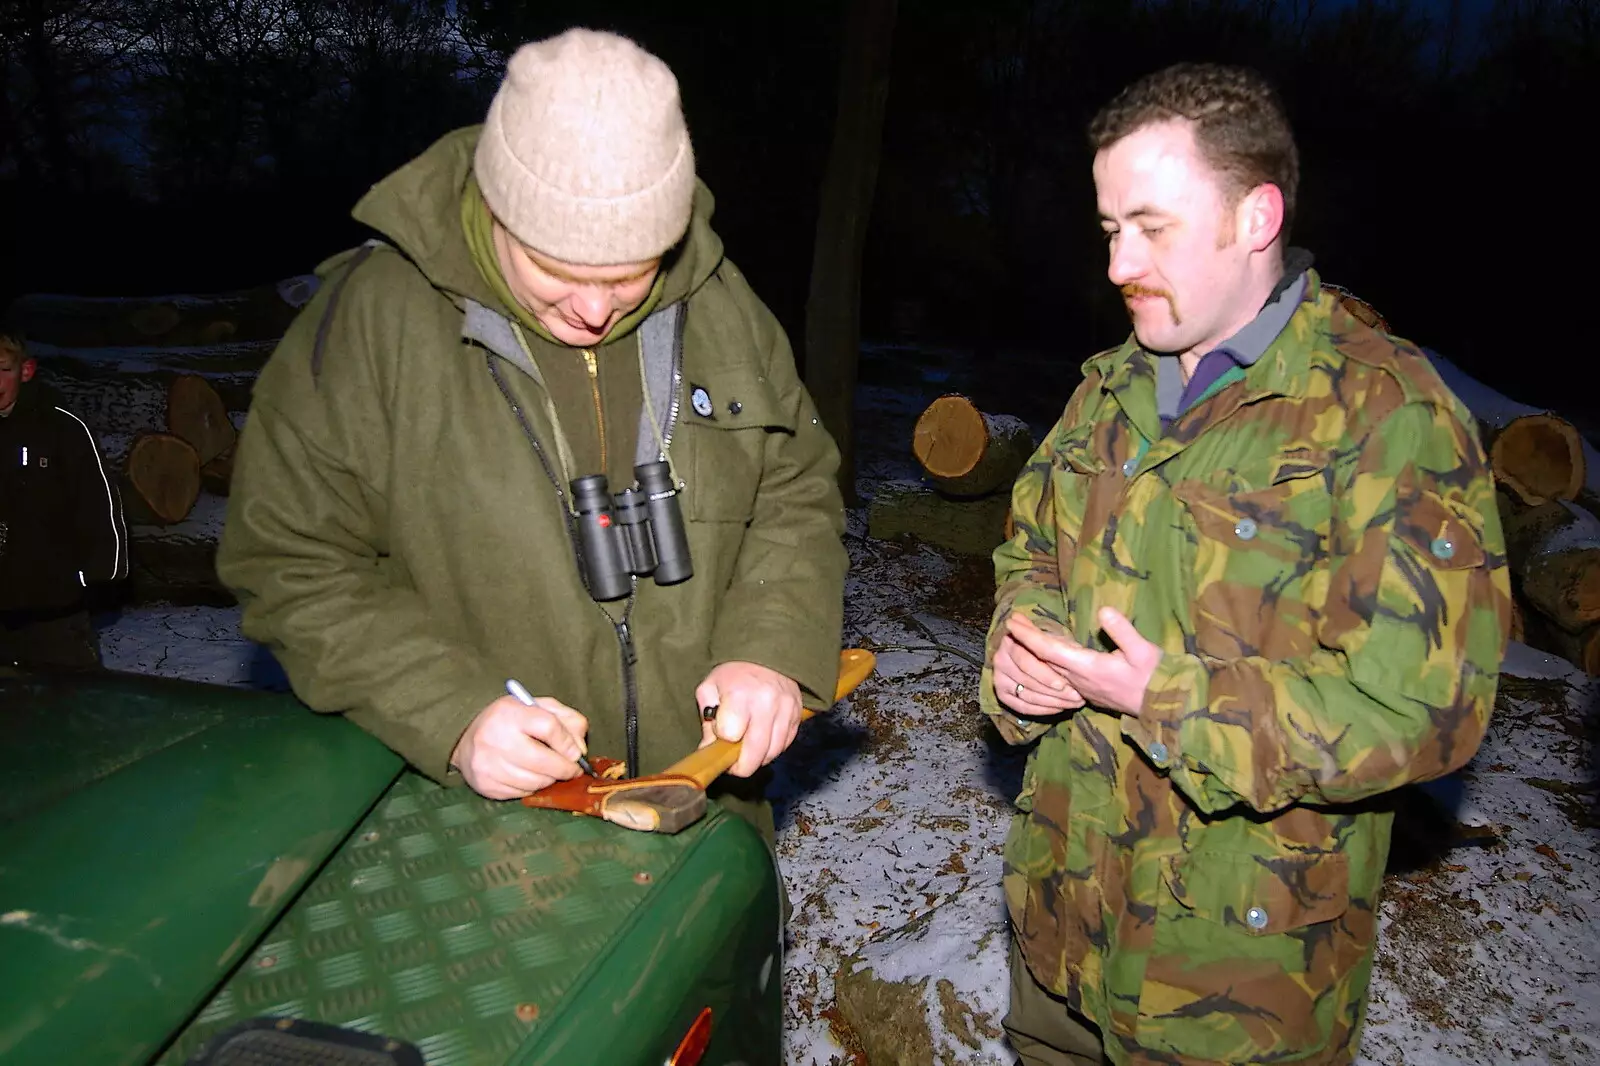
left=506, top=679, right=599, bottom=777
left=447, top=680, right=595, bottom=800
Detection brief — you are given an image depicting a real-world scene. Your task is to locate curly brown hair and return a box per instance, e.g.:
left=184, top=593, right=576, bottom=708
left=1089, top=62, right=1299, bottom=238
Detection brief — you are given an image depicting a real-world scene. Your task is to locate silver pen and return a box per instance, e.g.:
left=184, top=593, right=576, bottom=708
left=505, top=678, right=598, bottom=776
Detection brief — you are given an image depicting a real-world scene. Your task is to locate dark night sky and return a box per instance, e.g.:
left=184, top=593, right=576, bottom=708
left=1, top=0, right=1592, bottom=432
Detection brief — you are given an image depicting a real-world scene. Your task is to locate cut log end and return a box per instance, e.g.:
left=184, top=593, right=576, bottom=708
left=1491, top=413, right=1587, bottom=506
left=125, top=432, right=202, bottom=525
left=913, top=395, right=989, bottom=479
left=167, top=374, right=237, bottom=466
left=911, top=395, right=1034, bottom=498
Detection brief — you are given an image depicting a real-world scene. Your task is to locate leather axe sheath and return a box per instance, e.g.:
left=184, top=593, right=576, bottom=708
left=521, top=648, right=877, bottom=833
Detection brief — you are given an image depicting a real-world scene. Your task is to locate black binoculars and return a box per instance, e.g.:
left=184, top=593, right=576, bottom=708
left=571, top=460, right=693, bottom=601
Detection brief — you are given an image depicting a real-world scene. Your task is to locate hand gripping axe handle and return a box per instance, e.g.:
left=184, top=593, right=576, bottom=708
left=521, top=648, right=877, bottom=833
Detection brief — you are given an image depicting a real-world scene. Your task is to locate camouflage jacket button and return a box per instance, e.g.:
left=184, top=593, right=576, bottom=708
left=1430, top=536, right=1455, bottom=560
left=1245, top=905, right=1269, bottom=930
left=1121, top=457, right=1138, bottom=478
left=1148, top=740, right=1169, bottom=766
left=1234, top=517, right=1258, bottom=541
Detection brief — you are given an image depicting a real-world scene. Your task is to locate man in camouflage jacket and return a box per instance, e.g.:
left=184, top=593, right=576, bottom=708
left=980, top=64, right=1510, bottom=1065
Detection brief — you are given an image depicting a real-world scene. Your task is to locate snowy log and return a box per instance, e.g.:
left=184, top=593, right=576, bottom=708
left=123, top=432, right=201, bottom=526
left=1503, top=499, right=1600, bottom=633
left=167, top=373, right=237, bottom=465
left=867, top=481, right=1010, bottom=556
left=1424, top=349, right=1600, bottom=497
left=1490, top=413, right=1588, bottom=506
left=1551, top=625, right=1600, bottom=676
left=127, top=533, right=233, bottom=607
left=911, top=394, right=1034, bottom=498
left=1514, top=599, right=1600, bottom=677
left=832, top=885, right=1010, bottom=1066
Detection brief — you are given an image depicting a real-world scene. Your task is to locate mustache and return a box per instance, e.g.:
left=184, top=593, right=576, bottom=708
left=1121, top=284, right=1172, bottom=302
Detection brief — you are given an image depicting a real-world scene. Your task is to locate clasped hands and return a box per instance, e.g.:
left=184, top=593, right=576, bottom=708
left=995, top=607, right=1163, bottom=719
left=450, top=660, right=802, bottom=800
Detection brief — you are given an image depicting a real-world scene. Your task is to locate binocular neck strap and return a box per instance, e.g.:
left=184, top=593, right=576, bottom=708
left=508, top=321, right=580, bottom=501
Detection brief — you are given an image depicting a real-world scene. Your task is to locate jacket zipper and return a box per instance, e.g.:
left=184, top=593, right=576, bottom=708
left=660, top=310, right=686, bottom=458
left=489, top=352, right=644, bottom=779
left=616, top=614, right=640, bottom=778
left=618, top=314, right=682, bottom=777
left=582, top=348, right=606, bottom=476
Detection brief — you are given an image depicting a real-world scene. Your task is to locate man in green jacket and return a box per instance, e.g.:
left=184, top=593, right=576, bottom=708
left=981, top=64, right=1510, bottom=1065
left=218, top=28, right=847, bottom=834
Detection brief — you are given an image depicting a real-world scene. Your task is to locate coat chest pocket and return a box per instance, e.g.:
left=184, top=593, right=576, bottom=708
left=1168, top=455, right=1333, bottom=659
left=678, top=365, right=796, bottom=523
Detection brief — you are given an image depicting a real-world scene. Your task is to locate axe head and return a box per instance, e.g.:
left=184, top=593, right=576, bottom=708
left=521, top=757, right=708, bottom=834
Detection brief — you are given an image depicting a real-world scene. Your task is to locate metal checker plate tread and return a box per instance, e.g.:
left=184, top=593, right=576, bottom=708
left=161, top=772, right=701, bottom=1066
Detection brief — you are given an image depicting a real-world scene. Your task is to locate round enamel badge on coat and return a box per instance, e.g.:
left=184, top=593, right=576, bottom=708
left=691, top=386, right=714, bottom=418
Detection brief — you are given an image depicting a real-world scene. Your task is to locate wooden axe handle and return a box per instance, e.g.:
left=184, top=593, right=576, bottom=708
left=665, top=648, right=876, bottom=790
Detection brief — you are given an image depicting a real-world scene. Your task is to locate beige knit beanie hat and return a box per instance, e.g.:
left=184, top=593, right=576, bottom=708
left=475, top=28, right=696, bottom=266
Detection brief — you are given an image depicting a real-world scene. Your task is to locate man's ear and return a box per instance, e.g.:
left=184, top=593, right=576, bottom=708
left=21, top=358, right=36, bottom=383
left=1240, top=183, right=1286, bottom=253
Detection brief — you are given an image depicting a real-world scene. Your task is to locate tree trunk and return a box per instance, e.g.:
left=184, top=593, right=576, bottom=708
left=804, top=0, right=898, bottom=507
left=1503, top=499, right=1600, bottom=633
left=1491, top=413, right=1588, bottom=506
left=123, top=432, right=202, bottom=526
left=912, top=394, right=1033, bottom=498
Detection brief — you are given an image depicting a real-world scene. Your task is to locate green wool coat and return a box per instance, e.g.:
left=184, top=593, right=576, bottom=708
left=218, top=128, right=848, bottom=788
left=981, top=273, right=1511, bottom=1065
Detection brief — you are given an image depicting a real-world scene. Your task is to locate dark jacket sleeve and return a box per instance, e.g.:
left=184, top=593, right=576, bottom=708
left=705, top=267, right=849, bottom=709
left=55, top=405, right=129, bottom=585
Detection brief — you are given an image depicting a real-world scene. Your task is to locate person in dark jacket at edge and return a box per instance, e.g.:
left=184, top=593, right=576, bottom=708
left=0, top=328, right=130, bottom=668
left=216, top=28, right=849, bottom=849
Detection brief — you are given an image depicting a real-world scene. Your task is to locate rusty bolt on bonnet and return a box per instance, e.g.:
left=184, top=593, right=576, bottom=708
left=633, top=871, right=653, bottom=885
left=515, top=1003, right=540, bottom=1023
left=256, top=955, right=277, bottom=970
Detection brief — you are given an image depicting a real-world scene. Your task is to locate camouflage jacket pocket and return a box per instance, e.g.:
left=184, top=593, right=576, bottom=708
left=1169, top=464, right=1331, bottom=661
left=1352, top=474, right=1487, bottom=707
left=1137, top=850, right=1354, bottom=1060
left=1160, top=850, right=1349, bottom=934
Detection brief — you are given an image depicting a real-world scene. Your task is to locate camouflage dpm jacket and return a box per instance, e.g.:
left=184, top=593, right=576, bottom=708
left=981, top=271, right=1511, bottom=1065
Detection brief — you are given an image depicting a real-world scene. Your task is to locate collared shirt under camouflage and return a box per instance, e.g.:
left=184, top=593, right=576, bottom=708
left=981, top=269, right=1511, bottom=1065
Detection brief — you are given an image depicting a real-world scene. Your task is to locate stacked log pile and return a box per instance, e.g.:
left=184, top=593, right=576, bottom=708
left=868, top=394, right=1033, bottom=556
left=1490, top=413, right=1600, bottom=675
left=124, top=374, right=237, bottom=525
left=121, top=374, right=240, bottom=606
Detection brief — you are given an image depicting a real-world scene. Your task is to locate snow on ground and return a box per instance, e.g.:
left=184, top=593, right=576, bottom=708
left=86, top=336, right=1600, bottom=1065
left=100, top=604, right=266, bottom=687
